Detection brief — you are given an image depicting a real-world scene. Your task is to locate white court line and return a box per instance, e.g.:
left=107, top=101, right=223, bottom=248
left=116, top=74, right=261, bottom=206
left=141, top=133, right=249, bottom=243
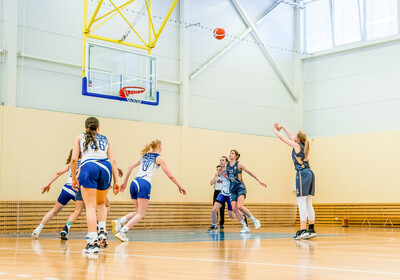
left=16, top=275, right=31, bottom=278
left=2, top=247, right=400, bottom=277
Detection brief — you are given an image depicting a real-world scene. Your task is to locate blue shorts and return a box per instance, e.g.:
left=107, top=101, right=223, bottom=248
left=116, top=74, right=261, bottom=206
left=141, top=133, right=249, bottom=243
left=296, top=168, right=315, bottom=197
left=229, top=183, right=247, bottom=202
left=130, top=179, right=151, bottom=200
left=79, top=159, right=112, bottom=191
left=215, top=193, right=232, bottom=211
left=57, top=185, right=76, bottom=206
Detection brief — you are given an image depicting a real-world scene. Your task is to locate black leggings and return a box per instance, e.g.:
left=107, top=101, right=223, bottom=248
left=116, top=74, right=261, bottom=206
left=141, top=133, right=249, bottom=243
left=213, top=190, right=225, bottom=226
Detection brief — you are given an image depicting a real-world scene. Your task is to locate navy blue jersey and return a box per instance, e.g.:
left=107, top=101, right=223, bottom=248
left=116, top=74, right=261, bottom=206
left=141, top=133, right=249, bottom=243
left=226, top=161, right=243, bottom=185
left=292, top=143, right=310, bottom=171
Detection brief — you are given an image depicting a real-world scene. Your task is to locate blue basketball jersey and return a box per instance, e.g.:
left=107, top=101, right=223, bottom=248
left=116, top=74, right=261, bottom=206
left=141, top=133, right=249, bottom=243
left=292, top=143, right=310, bottom=171
left=226, top=161, right=243, bottom=185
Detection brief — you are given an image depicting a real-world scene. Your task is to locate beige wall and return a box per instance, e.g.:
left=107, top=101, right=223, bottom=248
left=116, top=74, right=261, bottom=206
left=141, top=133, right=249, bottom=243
left=0, top=107, right=296, bottom=203
left=310, top=130, right=400, bottom=203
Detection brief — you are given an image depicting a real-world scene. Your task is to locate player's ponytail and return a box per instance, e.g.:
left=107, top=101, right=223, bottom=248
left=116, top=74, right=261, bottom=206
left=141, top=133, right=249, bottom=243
left=297, top=131, right=310, bottom=161
left=230, top=149, right=240, bottom=161
left=83, top=117, right=99, bottom=152
left=66, top=149, right=82, bottom=164
left=141, top=139, right=161, bottom=155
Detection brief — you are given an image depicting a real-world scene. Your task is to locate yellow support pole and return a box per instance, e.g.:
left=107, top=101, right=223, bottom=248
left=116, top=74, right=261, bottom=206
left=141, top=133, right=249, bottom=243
left=87, top=34, right=151, bottom=51
left=90, top=8, right=121, bottom=34
left=108, top=0, right=149, bottom=47
left=150, top=0, right=178, bottom=47
left=86, top=0, right=104, bottom=32
left=82, top=0, right=88, bottom=78
left=145, top=0, right=156, bottom=39
left=92, top=0, right=135, bottom=24
left=147, top=0, right=153, bottom=55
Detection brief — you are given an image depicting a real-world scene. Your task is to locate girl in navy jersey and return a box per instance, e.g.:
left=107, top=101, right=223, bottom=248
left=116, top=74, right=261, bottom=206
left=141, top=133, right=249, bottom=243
left=32, top=150, right=82, bottom=239
left=112, top=139, right=186, bottom=242
left=226, top=149, right=266, bottom=233
left=272, top=123, right=316, bottom=240
left=71, top=117, right=120, bottom=254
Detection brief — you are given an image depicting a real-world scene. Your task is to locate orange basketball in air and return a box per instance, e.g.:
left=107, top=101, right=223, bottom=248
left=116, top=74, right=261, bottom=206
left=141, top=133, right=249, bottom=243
left=213, top=28, right=225, bottom=40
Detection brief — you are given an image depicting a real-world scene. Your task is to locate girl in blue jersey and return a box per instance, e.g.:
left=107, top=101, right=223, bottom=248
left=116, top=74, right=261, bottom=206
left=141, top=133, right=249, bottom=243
left=71, top=117, right=120, bottom=254
left=112, top=139, right=186, bottom=242
left=226, top=149, right=266, bottom=233
left=32, top=149, right=82, bottom=239
left=272, top=123, right=316, bottom=240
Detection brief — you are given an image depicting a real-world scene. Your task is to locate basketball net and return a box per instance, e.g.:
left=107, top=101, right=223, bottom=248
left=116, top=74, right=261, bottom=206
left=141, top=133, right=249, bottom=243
left=120, top=87, right=145, bottom=110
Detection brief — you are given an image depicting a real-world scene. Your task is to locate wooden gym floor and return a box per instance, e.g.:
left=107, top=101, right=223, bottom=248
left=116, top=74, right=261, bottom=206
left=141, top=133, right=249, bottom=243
left=0, top=226, right=400, bottom=280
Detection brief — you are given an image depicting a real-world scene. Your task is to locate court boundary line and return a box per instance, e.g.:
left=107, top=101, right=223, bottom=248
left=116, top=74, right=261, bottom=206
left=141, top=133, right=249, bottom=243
left=1, top=247, right=400, bottom=276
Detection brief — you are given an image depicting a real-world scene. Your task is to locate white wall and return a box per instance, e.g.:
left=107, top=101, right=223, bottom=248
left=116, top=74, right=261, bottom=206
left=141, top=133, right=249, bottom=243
left=303, top=42, right=400, bottom=137
left=1, top=0, right=297, bottom=136
left=188, top=0, right=296, bottom=135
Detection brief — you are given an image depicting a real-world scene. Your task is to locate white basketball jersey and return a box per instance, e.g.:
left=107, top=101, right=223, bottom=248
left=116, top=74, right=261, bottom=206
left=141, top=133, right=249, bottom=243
left=80, top=133, right=109, bottom=162
left=135, top=153, right=160, bottom=183
left=220, top=169, right=231, bottom=196
left=65, top=160, right=81, bottom=186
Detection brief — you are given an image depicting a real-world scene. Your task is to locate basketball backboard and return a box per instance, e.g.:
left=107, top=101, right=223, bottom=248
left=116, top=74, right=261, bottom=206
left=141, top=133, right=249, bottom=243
left=82, top=43, right=159, bottom=106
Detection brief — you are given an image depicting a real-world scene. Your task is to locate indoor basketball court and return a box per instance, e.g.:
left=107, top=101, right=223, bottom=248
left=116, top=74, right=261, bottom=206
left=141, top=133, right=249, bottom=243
left=1, top=0, right=400, bottom=279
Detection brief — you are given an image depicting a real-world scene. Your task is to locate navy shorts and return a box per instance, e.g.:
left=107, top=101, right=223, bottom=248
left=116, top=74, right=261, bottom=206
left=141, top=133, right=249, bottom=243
left=229, top=183, right=247, bottom=202
left=130, top=179, right=151, bottom=200
left=215, top=193, right=232, bottom=211
left=79, top=159, right=112, bottom=191
left=296, top=168, right=315, bottom=197
left=57, top=185, right=76, bottom=206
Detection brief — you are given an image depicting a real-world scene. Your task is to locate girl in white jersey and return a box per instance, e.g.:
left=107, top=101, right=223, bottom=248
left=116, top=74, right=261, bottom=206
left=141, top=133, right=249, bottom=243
left=32, top=149, right=82, bottom=239
left=112, top=139, right=186, bottom=242
left=71, top=117, right=120, bottom=254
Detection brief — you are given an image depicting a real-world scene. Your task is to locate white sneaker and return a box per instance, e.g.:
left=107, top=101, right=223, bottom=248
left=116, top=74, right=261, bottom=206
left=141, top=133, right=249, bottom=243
left=31, top=229, right=40, bottom=239
left=115, top=230, right=129, bottom=242
left=253, top=219, right=261, bottom=230
left=112, top=220, right=122, bottom=235
left=240, top=225, right=250, bottom=233
left=82, top=241, right=100, bottom=254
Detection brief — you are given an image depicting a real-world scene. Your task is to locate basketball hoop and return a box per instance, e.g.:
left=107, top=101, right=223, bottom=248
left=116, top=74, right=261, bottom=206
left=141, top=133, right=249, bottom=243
left=119, top=86, right=145, bottom=98
left=120, top=86, right=146, bottom=109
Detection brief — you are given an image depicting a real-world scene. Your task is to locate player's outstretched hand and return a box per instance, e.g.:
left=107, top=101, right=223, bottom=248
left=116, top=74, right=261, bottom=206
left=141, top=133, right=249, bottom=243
left=178, top=187, right=186, bottom=195
left=120, top=182, right=127, bottom=193
left=113, top=183, right=120, bottom=195
left=260, top=181, right=267, bottom=187
left=72, top=179, right=79, bottom=191
left=41, top=185, right=50, bottom=194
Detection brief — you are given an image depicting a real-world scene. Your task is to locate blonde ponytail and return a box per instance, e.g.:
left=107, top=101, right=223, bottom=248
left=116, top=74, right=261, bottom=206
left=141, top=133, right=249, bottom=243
left=141, top=139, right=161, bottom=155
left=297, top=131, right=310, bottom=161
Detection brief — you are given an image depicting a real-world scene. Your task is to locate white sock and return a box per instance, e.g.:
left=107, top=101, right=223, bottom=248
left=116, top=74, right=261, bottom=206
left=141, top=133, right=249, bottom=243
left=121, top=225, right=129, bottom=234
left=119, top=217, right=127, bottom=224
left=240, top=219, right=247, bottom=226
left=36, top=224, right=44, bottom=233
left=86, top=232, right=98, bottom=243
left=249, top=215, right=257, bottom=222
left=98, top=221, right=106, bottom=230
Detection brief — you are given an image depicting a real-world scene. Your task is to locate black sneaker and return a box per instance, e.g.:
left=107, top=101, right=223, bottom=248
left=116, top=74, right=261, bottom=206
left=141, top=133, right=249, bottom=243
left=219, top=225, right=224, bottom=230
left=302, top=229, right=317, bottom=239
left=98, top=229, right=108, bottom=249
left=207, top=225, right=218, bottom=233
left=82, top=241, right=100, bottom=254
left=60, top=226, right=69, bottom=240
left=293, top=229, right=306, bottom=240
